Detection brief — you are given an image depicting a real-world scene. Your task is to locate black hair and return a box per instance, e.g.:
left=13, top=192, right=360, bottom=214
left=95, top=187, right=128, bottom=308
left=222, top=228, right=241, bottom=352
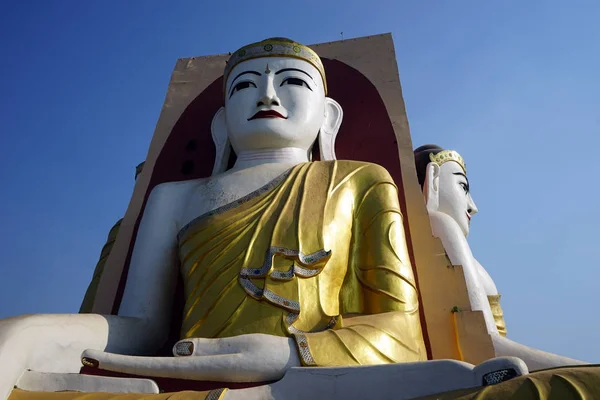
left=413, top=144, right=445, bottom=188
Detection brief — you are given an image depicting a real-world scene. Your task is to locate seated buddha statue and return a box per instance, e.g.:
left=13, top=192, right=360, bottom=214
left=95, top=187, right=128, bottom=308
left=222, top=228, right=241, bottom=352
left=0, top=38, right=433, bottom=399
left=414, top=144, right=586, bottom=370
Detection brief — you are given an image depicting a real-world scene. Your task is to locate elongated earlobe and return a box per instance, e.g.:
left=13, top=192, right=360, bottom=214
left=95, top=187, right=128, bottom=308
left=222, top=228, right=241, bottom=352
left=211, top=107, right=231, bottom=175
left=319, top=97, right=343, bottom=161
left=425, top=162, right=441, bottom=213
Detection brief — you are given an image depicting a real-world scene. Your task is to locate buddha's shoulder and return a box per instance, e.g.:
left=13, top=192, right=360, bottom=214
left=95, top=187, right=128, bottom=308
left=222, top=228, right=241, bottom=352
left=313, top=160, right=395, bottom=183
left=148, top=179, right=206, bottom=205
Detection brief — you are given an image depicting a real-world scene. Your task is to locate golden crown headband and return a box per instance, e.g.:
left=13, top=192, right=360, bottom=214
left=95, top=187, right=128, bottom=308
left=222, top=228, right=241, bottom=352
left=223, top=38, right=327, bottom=99
left=429, top=150, right=467, bottom=174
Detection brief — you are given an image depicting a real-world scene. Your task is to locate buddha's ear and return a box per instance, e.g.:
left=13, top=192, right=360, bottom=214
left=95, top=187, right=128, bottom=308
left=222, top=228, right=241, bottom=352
left=319, top=97, right=343, bottom=161
left=211, top=107, right=231, bottom=175
left=424, top=162, right=441, bottom=213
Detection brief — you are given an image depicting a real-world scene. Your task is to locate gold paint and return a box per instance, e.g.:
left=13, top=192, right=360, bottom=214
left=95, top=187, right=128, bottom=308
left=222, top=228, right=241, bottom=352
left=487, top=294, right=507, bottom=337
left=329, top=164, right=368, bottom=196
left=361, top=208, right=402, bottom=234
left=429, top=150, right=466, bottom=173
left=185, top=252, right=245, bottom=309
left=177, top=161, right=426, bottom=365
left=453, top=309, right=496, bottom=365
left=183, top=275, right=241, bottom=338
left=79, top=219, right=123, bottom=313
left=451, top=311, right=465, bottom=361
left=355, top=181, right=399, bottom=217
left=80, top=357, right=98, bottom=368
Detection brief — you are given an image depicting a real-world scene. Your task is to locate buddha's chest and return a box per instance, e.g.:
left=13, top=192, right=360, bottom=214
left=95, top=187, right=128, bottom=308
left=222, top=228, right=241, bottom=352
left=177, top=192, right=353, bottom=336
left=177, top=165, right=294, bottom=230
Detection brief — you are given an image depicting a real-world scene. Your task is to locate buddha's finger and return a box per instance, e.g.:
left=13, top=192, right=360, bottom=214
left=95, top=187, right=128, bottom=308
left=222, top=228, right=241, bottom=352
left=80, top=349, right=274, bottom=382
left=173, top=337, right=238, bottom=357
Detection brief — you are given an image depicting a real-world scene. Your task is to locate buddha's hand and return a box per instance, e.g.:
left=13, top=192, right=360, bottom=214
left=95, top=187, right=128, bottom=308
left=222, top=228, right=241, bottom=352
left=82, top=333, right=301, bottom=383
left=0, top=314, right=111, bottom=400
left=0, top=316, right=31, bottom=400
left=173, top=334, right=301, bottom=381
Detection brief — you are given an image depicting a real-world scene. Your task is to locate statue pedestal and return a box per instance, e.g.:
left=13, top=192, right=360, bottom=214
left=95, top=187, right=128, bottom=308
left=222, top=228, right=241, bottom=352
left=14, top=358, right=528, bottom=400
left=261, top=359, right=527, bottom=400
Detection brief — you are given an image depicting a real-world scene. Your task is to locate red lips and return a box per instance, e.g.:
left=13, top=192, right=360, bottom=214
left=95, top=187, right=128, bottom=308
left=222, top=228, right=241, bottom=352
left=248, top=110, right=287, bottom=120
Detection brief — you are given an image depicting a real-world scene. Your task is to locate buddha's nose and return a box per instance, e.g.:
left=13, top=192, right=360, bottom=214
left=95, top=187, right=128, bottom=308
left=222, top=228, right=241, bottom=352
left=257, top=79, right=280, bottom=107
left=467, top=195, right=478, bottom=216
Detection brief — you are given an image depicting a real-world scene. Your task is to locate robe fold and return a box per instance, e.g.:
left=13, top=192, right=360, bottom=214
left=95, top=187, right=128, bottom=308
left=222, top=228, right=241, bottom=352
left=177, top=160, right=426, bottom=366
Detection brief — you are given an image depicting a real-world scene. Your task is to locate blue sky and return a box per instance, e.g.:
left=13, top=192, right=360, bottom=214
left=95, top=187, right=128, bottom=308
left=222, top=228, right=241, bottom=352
left=1, top=1, right=598, bottom=362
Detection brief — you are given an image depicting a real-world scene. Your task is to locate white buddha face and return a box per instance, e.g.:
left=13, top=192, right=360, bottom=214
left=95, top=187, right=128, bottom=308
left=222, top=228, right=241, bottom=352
left=223, top=57, right=326, bottom=154
left=437, top=161, right=478, bottom=237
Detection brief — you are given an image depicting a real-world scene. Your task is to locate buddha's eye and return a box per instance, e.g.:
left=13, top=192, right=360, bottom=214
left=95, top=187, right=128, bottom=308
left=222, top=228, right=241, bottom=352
left=459, top=182, right=469, bottom=193
left=229, top=81, right=257, bottom=98
left=281, top=77, right=312, bottom=91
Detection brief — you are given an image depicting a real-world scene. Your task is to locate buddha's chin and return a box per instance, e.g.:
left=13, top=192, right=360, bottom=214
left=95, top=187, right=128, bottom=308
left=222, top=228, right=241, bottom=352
left=448, top=214, right=470, bottom=238
left=460, top=222, right=470, bottom=238
left=230, top=126, right=318, bottom=152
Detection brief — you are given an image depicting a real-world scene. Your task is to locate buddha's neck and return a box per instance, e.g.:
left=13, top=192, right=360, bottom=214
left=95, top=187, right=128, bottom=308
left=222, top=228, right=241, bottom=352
left=232, top=147, right=309, bottom=171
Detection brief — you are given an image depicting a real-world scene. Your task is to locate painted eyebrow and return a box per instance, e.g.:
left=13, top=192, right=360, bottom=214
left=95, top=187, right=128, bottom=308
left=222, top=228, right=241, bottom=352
left=275, top=68, right=315, bottom=82
left=452, top=172, right=470, bottom=187
left=229, top=71, right=261, bottom=94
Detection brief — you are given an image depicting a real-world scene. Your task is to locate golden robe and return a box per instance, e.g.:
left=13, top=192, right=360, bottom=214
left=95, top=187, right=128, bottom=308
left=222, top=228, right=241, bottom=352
left=177, top=160, right=426, bottom=366
left=488, top=294, right=507, bottom=337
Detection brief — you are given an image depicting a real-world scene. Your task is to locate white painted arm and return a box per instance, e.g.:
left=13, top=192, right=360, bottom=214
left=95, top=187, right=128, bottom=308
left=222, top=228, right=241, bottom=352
left=0, top=314, right=151, bottom=400
left=429, top=213, right=588, bottom=370
left=222, top=358, right=529, bottom=400
left=473, top=258, right=498, bottom=295
left=117, top=182, right=181, bottom=346
left=492, top=335, right=587, bottom=370
left=82, top=334, right=300, bottom=382
left=0, top=184, right=181, bottom=399
left=429, top=211, right=498, bottom=334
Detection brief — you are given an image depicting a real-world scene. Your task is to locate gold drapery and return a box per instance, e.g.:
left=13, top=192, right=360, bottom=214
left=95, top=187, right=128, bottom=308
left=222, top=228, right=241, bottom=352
left=488, top=294, right=507, bottom=337
left=177, top=161, right=426, bottom=366
left=80, top=219, right=123, bottom=313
